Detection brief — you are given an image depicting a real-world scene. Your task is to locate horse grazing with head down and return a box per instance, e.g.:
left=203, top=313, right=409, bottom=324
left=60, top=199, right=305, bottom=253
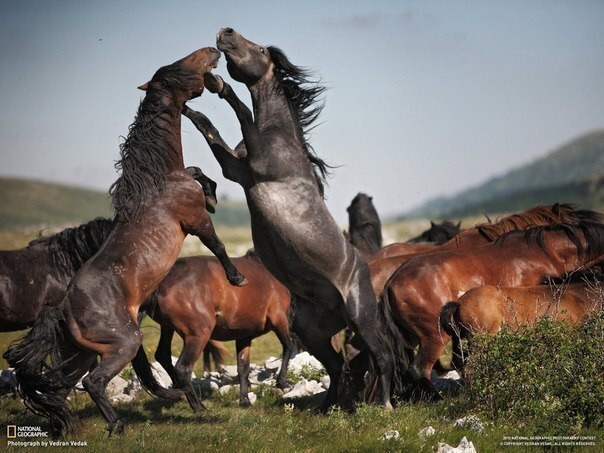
left=183, top=28, right=407, bottom=410
left=382, top=221, right=604, bottom=397
left=0, top=218, right=113, bottom=332
left=137, top=250, right=294, bottom=410
left=347, top=193, right=382, bottom=259
left=407, top=220, right=461, bottom=245
left=5, top=47, right=246, bottom=438
left=440, top=275, right=604, bottom=371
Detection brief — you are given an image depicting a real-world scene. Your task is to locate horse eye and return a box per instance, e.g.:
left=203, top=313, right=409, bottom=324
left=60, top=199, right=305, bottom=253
left=259, top=47, right=265, bottom=53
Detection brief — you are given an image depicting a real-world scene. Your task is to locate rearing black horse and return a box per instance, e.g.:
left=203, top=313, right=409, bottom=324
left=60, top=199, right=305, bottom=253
left=183, top=28, right=407, bottom=410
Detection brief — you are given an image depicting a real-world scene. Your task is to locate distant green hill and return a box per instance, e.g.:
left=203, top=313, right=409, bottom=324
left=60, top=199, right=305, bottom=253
left=0, top=177, right=250, bottom=230
left=403, top=130, right=604, bottom=219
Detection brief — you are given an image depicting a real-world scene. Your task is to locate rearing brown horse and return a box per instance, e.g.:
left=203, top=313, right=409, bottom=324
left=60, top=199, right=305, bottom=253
left=5, top=47, right=246, bottom=437
left=183, top=28, right=407, bottom=410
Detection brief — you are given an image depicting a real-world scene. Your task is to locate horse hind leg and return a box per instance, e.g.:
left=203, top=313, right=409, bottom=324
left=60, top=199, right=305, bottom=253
left=236, top=338, right=253, bottom=407
left=270, top=313, right=295, bottom=389
left=172, top=335, right=208, bottom=412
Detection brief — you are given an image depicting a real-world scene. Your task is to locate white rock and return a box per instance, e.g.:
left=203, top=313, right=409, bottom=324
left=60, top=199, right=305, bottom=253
left=419, top=426, right=436, bottom=438
left=110, top=393, right=134, bottom=404
left=106, top=375, right=129, bottom=397
left=453, top=416, right=484, bottom=434
left=320, top=375, right=331, bottom=389
left=288, top=352, right=324, bottom=374
left=247, top=392, right=257, bottom=405
left=437, top=436, right=476, bottom=453
left=282, top=378, right=324, bottom=399
left=265, top=356, right=282, bottom=371
left=380, top=429, right=400, bottom=441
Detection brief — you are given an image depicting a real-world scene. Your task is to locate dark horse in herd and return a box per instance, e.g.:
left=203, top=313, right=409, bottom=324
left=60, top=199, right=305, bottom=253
left=3, top=26, right=604, bottom=439
left=5, top=47, right=247, bottom=437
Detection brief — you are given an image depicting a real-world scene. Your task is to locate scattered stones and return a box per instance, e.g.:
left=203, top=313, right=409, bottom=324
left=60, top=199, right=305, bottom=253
left=418, top=426, right=436, bottom=438
left=282, top=378, right=325, bottom=399
left=453, top=415, right=484, bottom=434
left=380, top=429, right=401, bottom=441
left=106, top=375, right=129, bottom=398
left=437, top=436, right=476, bottom=453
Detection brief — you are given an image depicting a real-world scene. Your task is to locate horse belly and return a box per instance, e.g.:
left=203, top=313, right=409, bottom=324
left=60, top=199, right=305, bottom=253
left=247, top=182, right=351, bottom=301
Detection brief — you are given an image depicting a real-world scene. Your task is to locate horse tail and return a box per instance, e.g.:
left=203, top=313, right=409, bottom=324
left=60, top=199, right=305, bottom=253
left=205, top=340, right=229, bottom=372
left=3, top=306, right=78, bottom=437
left=439, top=302, right=470, bottom=370
left=364, top=287, right=413, bottom=403
left=439, top=302, right=469, bottom=339
left=130, top=345, right=183, bottom=401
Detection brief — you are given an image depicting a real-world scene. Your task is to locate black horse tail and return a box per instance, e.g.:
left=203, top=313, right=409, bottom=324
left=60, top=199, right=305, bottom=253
left=130, top=293, right=183, bottom=401
left=363, top=288, right=414, bottom=404
left=3, top=306, right=78, bottom=437
left=439, top=301, right=470, bottom=370
left=439, top=302, right=469, bottom=339
left=204, top=340, right=229, bottom=372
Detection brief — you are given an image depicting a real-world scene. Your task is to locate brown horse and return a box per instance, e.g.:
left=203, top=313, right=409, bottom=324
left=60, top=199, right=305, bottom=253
left=138, top=251, right=294, bottom=410
left=382, top=221, right=604, bottom=397
left=0, top=218, right=113, bottom=332
left=5, top=47, right=246, bottom=437
left=440, top=276, right=604, bottom=370
left=369, top=204, right=603, bottom=296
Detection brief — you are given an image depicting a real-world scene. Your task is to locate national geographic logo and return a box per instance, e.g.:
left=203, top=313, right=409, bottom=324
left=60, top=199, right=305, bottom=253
left=6, top=425, right=49, bottom=438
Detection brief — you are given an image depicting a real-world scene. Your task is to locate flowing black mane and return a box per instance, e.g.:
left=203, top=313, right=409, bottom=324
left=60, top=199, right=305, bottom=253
left=109, top=65, right=197, bottom=221
left=268, top=46, right=331, bottom=197
left=29, top=218, right=114, bottom=275
left=497, top=221, right=604, bottom=263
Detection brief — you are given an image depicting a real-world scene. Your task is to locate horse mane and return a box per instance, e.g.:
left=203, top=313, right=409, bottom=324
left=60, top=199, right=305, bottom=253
left=109, top=65, right=197, bottom=221
left=28, top=218, right=114, bottom=275
left=494, top=221, right=604, bottom=264
left=268, top=46, right=332, bottom=197
left=475, top=203, right=604, bottom=242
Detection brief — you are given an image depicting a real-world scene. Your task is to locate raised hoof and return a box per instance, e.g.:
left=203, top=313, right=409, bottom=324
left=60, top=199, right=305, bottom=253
left=203, top=73, right=225, bottom=95
left=108, top=419, right=125, bottom=437
left=229, top=275, right=248, bottom=287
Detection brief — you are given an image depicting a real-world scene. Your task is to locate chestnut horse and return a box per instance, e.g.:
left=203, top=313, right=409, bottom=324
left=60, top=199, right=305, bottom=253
left=382, top=221, right=604, bottom=397
left=440, top=276, right=604, bottom=370
left=183, top=28, right=407, bottom=410
left=5, top=47, right=246, bottom=437
left=0, top=218, right=113, bottom=332
left=138, top=251, right=294, bottom=410
left=369, top=204, right=603, bottom=296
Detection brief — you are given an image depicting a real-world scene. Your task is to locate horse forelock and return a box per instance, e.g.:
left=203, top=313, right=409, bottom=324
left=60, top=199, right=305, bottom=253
left=109, top=91, right=184, bottom=221
left=268, top=46, right=331, bottom=197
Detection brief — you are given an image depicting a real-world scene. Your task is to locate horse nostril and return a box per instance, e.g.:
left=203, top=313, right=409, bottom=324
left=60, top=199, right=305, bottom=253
left=223, top=27, right=234, bottom=35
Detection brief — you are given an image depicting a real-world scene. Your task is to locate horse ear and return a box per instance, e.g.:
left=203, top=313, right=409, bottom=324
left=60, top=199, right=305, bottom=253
left=457, top=221, right=462, bottom=228
left=137, top=81, right=150, bottom=91
left=430, top=221, right=436, bottom=227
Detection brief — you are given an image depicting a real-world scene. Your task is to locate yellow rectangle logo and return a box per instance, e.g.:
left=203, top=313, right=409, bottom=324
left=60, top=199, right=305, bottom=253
left=7, top=425, right=17, bottom=438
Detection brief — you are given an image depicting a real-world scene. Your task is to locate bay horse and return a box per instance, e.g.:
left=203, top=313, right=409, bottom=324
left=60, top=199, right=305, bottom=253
left=138, top=251, right=294, bottom=410
left=0, top=218, right=113, bottom=332
left=369, top=204, right=603, bottom=296
left=347, top=193, right=382, bottom=259
left=382, top=221, right=604, bottom=397
left=5, top=47, right=246, bottom=437
left=183, top=28, right=407, bottom=410
left=440, top=276, right=604, bottom=371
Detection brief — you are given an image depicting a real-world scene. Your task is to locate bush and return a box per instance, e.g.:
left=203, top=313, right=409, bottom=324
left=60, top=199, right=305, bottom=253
left=463, top=311, right=604, bottom=431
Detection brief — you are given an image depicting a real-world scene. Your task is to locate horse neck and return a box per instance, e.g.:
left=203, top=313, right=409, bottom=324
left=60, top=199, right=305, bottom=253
left=248, top=76, right=305, bottom=152
left=139, top=90, right=185, bottom=169
left=533, top=230, right=598, bottom=274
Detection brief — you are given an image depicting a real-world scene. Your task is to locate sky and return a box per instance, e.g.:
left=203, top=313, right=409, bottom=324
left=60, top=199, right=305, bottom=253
left=1, top=0, right=603, bottom=224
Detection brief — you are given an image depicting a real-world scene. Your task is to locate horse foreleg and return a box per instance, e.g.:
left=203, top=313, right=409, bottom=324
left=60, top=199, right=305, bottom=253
left=235, top=338, right=252, bottom=407
left=188, top=218, right=247, bottom=287
left=154, top=324, right=176, bottom=384
left=409, top=338, right=448, bottom=401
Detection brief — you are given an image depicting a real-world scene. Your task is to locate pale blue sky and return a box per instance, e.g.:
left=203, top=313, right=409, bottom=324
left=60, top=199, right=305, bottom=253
left=1, top=0, right=603, bottom=223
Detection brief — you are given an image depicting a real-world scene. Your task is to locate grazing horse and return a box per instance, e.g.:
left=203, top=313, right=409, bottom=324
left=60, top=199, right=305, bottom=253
left=407, top=220, right=461, bottom=244
left=382, top=221, right=604, bottom=396
left=347, top=193, right=382, bottom=259
left=0, top=218, right=113, bottom=332
left=5, top=47, right=246, bottom=437
left=440, top=277, right=604, bottom=370
left=138, top=251, right=294, bottom=410
left=183, top=28, right=407, bottom=410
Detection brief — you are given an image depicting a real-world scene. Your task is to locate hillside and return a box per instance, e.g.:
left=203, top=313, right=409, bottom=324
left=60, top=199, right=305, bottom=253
left=0, top=177, right=250, bottom=230
left=403, top=130, right=604, bottom=218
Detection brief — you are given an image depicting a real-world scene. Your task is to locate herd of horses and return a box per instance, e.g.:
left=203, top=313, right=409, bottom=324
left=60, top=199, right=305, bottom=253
left=1, top=28, right=603, bottom=438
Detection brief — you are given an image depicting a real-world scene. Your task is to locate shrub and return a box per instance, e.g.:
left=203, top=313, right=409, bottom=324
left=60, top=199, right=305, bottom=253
left=463, top=311, right=604, bottom=431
